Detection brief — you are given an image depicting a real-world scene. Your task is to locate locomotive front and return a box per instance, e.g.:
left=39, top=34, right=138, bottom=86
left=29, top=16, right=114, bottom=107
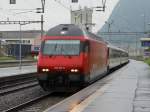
left=37, top=24, right=89, bottom=91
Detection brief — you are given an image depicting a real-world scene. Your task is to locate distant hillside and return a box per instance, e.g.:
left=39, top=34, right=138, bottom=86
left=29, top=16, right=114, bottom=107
left=97, top=0, right=150, bottom=55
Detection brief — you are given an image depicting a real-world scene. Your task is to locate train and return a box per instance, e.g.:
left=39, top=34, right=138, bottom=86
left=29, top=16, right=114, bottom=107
left=31, top=45, right=40, bottom=59
left=37, top=24, right=129, bottom=91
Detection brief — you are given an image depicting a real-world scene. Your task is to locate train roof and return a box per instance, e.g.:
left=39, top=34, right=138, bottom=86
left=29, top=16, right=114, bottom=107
left=108, top=44, right=127, bottom=53
left=45, top=24, right=105, bottom=42
left=46, top=24, right=84, bottom=36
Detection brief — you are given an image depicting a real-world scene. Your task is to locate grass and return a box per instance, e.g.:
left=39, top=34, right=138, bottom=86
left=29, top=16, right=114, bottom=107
left=0, top=55, right=35, bottom=62
left=144, top=58, right=150, bottom=66
left=0, top=56, right=16, bottom=61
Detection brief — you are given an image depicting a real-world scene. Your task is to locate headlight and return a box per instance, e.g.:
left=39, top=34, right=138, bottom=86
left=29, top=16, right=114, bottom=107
left=45, top=69, right=49, bottom=72
left=71, top=69, right=75, bottom=72
left=42, top=69, right=49, bottom=72
left=74, top=69, right=78, bottom=72
left=71, top=69, right=78, bottom=73
left=42, top=69, right=46, bottom=72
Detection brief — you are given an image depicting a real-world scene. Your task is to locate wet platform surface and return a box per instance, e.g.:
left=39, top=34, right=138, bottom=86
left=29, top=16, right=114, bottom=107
left=71, top=60, right=150, bottom=112
left=0, top=65, right=37, bottom=77
left=45, top=60, right=150, bottom=112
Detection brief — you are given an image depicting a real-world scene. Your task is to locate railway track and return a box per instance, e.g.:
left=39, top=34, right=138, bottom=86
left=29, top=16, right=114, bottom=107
left=0, top=84, right=71, bottom=112
left=0, top=73, right=37, bottom=87
left=0, top=73, right=71, bottom=112
left=0, top=73, right=38, bottom=95
left=3, top=92, right=52, bottom=112
left=0, top=81, right=39, bottom=96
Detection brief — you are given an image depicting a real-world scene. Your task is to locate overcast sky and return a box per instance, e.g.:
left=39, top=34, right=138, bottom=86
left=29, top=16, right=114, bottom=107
left=0, top=0, right=119, bottom=33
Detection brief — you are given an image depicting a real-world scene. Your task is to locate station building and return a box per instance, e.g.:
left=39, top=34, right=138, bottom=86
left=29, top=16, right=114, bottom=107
left=0, top=30, right=41, bottom=58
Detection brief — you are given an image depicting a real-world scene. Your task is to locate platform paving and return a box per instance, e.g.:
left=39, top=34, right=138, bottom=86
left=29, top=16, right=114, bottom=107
left=0, top=65, right=37, bottom=77
left=69, top=60, right=150, bottom=112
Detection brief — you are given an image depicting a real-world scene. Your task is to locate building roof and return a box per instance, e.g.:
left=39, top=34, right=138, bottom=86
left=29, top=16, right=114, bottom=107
left=0, top=30, right=41, bottom=39
left=140, top=38, right=150, bottom=41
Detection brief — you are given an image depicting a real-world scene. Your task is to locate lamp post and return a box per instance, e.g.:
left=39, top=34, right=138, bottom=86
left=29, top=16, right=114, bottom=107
left=0, top=33, right=2, bottom=56
left=141, top=14, right=146, bottom=33
left=19, top=23, right=23, bottom=69
left=19, top=24, right=21, bottom=69
left=135, top=33, right=138, bottom=56
left=148, top=23, right=150, bottom=33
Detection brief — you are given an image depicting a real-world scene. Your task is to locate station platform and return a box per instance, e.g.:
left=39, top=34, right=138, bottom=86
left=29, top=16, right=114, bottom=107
left=45, top=60, right=150, bottom=112
left=71, top=60, right=150, bottom=112
left=0, top=65, right=37, bottom=77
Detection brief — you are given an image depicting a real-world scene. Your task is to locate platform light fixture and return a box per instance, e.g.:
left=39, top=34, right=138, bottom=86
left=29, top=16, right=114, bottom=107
left=72, top=0, right=78, bottom=3
left=10, top=0, right=16, bottom=4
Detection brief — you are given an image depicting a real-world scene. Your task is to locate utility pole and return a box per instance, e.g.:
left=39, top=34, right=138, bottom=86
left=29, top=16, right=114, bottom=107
left=41, top=0, right=45, bottom=13
left=95, top=0, right=107, bottom=11
left=36, top=0, right=45, bottom=39
left=41, top=0, right=45, bottom=38
left=40, top=16, right=44, bottom=39
left=105, top=20, right=114, bottom=42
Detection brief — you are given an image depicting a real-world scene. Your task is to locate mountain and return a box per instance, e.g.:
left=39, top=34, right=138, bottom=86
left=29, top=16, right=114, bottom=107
left=97, top=0, right=150, bottom=55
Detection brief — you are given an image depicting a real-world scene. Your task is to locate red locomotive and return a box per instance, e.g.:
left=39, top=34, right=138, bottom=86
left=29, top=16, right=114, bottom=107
left=37, top=24, right=128, bottom=91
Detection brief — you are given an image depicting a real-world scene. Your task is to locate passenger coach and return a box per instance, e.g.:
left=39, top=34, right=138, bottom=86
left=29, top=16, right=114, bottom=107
left=108, top=45, right=129, bottom=69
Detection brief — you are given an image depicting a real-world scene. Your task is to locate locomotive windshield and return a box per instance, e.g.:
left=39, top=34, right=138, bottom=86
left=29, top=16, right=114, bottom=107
left=42, top=40, right=80, bottom=56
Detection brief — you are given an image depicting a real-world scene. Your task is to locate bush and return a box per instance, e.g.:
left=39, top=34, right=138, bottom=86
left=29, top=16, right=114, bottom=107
left=144, top=58, right=150, bottom=65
